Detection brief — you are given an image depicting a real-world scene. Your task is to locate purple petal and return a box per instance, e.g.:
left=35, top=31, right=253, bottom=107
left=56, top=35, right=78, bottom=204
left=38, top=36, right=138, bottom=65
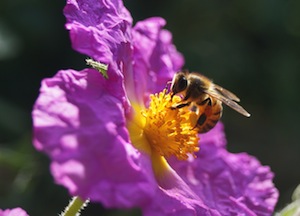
left=64, top=0, right=133, bottom=80
left=142, top=167, right=222, bottom=216
left=32, top=69, right=156, bottom=208
left=132, top=17, right=184, bottom=103
left=169, top=123, right=279, bottom=215
left=0, top=208, right=29, bottom=216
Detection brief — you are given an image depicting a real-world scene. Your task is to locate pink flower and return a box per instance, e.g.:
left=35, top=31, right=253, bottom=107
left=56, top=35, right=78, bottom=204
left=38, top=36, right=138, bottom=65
left=32, top=0, right=278, bottom=215
left=0, top=208, right=29, bottom=216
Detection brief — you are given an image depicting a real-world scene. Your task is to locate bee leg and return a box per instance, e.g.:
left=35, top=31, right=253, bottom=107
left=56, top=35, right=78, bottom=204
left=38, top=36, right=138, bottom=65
left=170, top=101, right=191, bottom=110
left=197, top=113, right=207, bottom=126
left=197, top=97, right=212, bottom=106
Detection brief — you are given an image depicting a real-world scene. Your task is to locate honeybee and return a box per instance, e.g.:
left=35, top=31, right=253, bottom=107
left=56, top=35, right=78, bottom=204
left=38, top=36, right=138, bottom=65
left=170, top=70, right=250, bottom=133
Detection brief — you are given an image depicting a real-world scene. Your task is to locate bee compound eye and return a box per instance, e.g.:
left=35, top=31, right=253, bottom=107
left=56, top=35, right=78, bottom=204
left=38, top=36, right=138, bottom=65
left=176, top=75, right=187, bottom=92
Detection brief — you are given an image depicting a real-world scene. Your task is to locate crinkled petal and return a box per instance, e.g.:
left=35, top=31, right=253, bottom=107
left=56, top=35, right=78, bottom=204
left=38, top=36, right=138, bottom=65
left=131, top=17, right=184, bottom=103
left=169, top=123, right=279, bottom=215
left=64, top=0, right=132, bottom=64
left=142, top=166, right=221, bottom=216
left=32, top=69, right=156, bottom=208
left=0, top=208, right=29, bottom=216
left=64, top=0, right=133, bottom=107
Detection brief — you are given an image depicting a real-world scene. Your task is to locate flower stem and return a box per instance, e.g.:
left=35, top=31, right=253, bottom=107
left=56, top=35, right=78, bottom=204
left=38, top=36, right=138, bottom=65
left=60, top=196, right=89, bottom=216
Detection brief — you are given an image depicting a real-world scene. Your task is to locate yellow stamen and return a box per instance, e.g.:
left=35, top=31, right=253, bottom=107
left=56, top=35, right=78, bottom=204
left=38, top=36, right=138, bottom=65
left=127, top=89, right=199, bottom=161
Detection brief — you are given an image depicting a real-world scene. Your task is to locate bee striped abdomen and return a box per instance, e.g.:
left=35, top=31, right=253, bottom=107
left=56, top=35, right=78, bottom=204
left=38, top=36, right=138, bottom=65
left=196, top=97, right=223, bottom=133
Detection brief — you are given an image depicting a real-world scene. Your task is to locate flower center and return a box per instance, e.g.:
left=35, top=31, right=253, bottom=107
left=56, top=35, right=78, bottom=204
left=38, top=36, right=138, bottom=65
left=127, top=90, right=199, bottom=161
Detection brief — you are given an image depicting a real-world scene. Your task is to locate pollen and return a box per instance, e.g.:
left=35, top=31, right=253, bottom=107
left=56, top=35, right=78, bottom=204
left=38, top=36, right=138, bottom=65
left=128, top=89, right=199, bottom=161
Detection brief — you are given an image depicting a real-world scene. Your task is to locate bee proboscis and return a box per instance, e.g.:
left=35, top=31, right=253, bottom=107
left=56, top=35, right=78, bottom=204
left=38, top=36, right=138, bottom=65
left=170, top=70, right=250, bottom=133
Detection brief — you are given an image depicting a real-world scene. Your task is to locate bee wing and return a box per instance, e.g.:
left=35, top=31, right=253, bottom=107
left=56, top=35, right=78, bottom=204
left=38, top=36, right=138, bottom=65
left=213, top=83, right=240, bottom=102
left=204, top=88, right=251, bottom=117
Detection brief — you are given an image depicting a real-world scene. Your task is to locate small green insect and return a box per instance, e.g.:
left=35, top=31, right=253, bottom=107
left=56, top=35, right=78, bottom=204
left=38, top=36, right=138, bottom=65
left=86, top=58, right=109, bottom=79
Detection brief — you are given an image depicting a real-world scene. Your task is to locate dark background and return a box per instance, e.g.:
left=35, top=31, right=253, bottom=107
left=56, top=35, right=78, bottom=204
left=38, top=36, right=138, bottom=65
left=1, top=0, right=299, bottom=215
